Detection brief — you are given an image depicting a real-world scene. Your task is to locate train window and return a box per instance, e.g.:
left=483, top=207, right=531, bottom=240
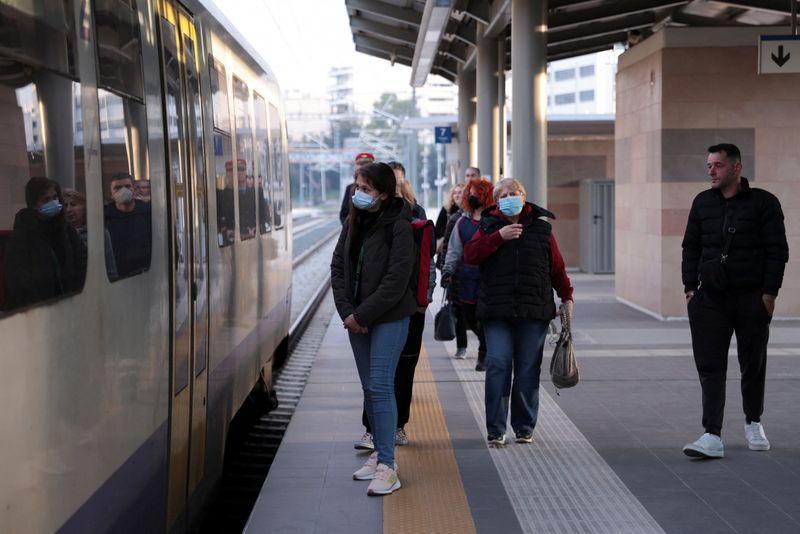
left=232, top=76, right=256, bottom=240
left=0, top=59, right=87, bottom=314
left=0, top=0, right=76, bottom=77
left=253, top=93, right=271, bottom=234
left=209, top=58, right=230, bottom=133
left=213, top=132, right=234, bottom=247
left=268, top=103, right=285, bottom=229
left=98, top=89, right=151, bottom=280
left=93, top=0, right=144, bottom=100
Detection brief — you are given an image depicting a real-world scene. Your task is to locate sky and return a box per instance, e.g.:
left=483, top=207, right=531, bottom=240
left=209, top=0, right=418, bottom=105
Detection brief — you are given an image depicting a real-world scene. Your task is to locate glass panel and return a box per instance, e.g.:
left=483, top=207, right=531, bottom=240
left=184, top=35, right=208, bottom=376
left=253, top=93, right=271, bottom=234
left=209, top=58, right=229, bottom=133
left=0, top=61, right=87, bottom=314
left=93, top=0, right=143, bottom=100
left=268, top=103, right=284, bottom=229
left=0, top=0, right=76, bottom=77
left=232, top=76, right=255, bottom=240
left=161, top=18, right=189, bottom=395
left=213, top=132, right=234, bottom=247
left=99, top=89, right=151, bottom=279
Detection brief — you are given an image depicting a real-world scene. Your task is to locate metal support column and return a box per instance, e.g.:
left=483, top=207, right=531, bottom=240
left=457, top=65, right=476, bottom=179
left=512, top=0, right=548, bottom=205
left=497, top=37, right=507, bottom=180
left=477, top=29, right=498, bottom=181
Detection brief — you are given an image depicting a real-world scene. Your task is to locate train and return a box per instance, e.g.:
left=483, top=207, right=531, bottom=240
left=0, top=0, right=291, bottom=531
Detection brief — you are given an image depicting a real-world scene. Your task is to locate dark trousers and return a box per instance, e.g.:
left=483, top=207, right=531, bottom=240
left=454, top=302, right=469, bottom=349
left=687, top=289, right=770, bottom=436
left=363, top=311, right=425, bottom=431
left=459, top=302, right=486, bottom=356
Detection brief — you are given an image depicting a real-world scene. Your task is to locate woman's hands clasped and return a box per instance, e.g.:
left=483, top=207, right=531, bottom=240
left=343, top=314, right=368, bottom=334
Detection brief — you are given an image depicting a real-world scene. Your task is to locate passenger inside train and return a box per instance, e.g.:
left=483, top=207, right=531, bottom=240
left=104, top=172, right=152, bottom=278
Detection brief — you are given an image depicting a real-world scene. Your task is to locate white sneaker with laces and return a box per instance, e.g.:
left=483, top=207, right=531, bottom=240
left=367, top=463, right=401, bottom=495
left=745, top=422, right=770, bottom=451
left=354, top=431, right=374, bottom=451
left=395, top=428, right=409, bottom=446
left=683, top=432, right=724, bottom=459
left=353, top=452, right=398, bottom=480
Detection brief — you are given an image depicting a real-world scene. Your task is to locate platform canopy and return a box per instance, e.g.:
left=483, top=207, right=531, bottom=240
left=345, top=0, right=797, bottom=85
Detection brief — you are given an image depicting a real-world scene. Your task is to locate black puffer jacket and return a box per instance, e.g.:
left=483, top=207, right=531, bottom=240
left=681, top=177, right=788, bottom=295
left=331, top=197, right=417, bottom=326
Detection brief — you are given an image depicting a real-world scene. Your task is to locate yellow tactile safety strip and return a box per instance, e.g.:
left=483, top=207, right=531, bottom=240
left=384, top=346, right=477, bottom=534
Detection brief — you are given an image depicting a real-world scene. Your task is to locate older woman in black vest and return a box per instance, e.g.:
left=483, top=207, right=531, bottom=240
left=464, top=178, right=573, bottom=447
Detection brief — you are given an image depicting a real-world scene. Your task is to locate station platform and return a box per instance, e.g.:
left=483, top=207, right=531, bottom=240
left=245, top=275, right=800, bottom=534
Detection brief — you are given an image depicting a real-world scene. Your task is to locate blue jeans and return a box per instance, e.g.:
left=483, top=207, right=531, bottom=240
left=483, top=318, right=549, bottom=437
left=349, top=317, right=410, bottom=466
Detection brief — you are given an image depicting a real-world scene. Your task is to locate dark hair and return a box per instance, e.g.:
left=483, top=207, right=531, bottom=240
left=110, top=172, right=134, bottom=187
left=347, top=162, right=396, bottom=236
left=25, top=176, right=61, bottom=208
left=466, top=166, right=481, bottom=176
left=387, top=161, right=405, bottom=175
left=708, top=143, right=741, bottom=165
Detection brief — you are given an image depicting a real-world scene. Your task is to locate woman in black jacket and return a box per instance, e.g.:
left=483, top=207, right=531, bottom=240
left=330, top=163, right=416, bottom=496
left=3, top=177, right=87, bottom=311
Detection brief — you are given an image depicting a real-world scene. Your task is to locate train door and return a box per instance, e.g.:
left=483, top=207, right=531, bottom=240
left=157, top=1, right=210, bottom=529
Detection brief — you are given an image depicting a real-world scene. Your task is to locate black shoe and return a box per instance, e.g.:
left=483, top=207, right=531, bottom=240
left=475, top=351, right=486, bottom=371
left=515, top=431, right=533, bottom=444
left=487, top=434, right=506, bottom=447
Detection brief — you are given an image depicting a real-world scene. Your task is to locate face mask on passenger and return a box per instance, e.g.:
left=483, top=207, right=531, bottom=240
left=113, top=186, right=134, bottom=204
left=352, top=190, right=377, bottom=210
left=38, top=199, right=62, bottom=218
left=498, top=195, right=523, bottom=216
left=467, top=195, right=481, bottom=210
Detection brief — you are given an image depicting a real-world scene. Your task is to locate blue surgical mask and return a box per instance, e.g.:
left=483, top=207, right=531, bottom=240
left=352, top=190, right=377, bottom=210
left=498, top=196, right=523, bottom=216
left=39, top=199, right=62, bottom=218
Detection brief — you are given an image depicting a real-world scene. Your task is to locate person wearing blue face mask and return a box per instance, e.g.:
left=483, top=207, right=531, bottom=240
left=331, top=162, right=417, bottom=496
left=3, top=177, right=87, bottom=311
left=463, top=178, right=573, bottom=447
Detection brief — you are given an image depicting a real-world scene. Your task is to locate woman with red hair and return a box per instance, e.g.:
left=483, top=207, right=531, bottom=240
left=441, top=178, right=494, bottom=370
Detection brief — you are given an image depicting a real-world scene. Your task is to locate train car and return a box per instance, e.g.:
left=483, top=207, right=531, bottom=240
left=0, top=0, right=291, bottom=531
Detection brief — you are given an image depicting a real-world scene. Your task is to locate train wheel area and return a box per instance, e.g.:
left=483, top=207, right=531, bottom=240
left=242, top=275, right=800, bottom=534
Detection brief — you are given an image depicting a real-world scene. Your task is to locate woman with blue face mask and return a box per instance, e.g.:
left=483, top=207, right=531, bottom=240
left=3, top=177, right=87, bottom=311
left=463, top=178, right=574, bottom=447
left=330, top=162, right=417, bottom=496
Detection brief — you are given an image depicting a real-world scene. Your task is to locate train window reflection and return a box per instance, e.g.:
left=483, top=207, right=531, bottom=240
left=253, top=93, right=271, bottom=234
left=268, top=103, right=285, bottom=229
left=232, top=76, right=255, bottom=240
left=0, top=61, right=87, bottom=314
left=214, top=132, right=234, bottom=247
left=98, top=89, right=151, bottom=279
left=209, top=58, right=230, bottom=133
left=0, top=0, right=76, bottom=78
left=93, top=0, right=144, bottom=100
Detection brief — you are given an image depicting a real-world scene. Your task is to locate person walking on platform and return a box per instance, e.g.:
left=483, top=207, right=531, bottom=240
left=464, top=178, right=573, bottom=447
left=356, top=161, right=436, bottom=448
left=339, top=152, right=375, bottom=225
left=331, top=162, right=416, bottom=495
left=435, top=182, right=464, bottom=250
left=442, top=178, right=493, bottom=370
left=681, top=143, right=788, bottom=459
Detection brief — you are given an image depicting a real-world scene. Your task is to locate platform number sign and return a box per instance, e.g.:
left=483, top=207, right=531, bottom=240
left=434, top=126, right=452, bottom=144
left=758, top=35, right=800, bottom=74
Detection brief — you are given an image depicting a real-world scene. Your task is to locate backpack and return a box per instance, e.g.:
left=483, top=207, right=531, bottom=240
left=386, top=219, right=435, bottom=308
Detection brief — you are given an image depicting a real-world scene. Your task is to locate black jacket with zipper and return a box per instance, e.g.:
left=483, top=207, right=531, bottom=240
left=331, top=197, right=417, bottom=327
left=681, top=177, right=788, bottom=295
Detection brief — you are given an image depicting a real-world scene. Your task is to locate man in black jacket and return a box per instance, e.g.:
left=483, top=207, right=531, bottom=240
left=681, top=143, right=789, bottom=459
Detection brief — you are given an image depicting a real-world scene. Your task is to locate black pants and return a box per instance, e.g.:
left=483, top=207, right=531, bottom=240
left=363, top=311, right=425, bottom=432
left=459, top=302, right=486, bottom=356
left=454, top=302, right=469, bottom=349
left=688, top=289, right=770, bottom=436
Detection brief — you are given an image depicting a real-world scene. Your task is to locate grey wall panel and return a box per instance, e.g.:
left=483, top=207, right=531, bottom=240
left=661, top=128, right=754, bottom=182
left=548, top=155, right=607, bottom=187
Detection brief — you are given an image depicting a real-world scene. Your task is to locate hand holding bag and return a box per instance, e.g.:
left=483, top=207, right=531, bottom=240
left=434, top=295, right=456, bottom=341
left=550, top=305, right=579, bottom=389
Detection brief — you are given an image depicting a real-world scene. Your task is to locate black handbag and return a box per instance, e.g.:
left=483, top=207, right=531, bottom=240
left=550, top=306, right=579, bottom=389
left=698, top=221, right=737, bottom=292
left=434, top=296, right=456, bottom=341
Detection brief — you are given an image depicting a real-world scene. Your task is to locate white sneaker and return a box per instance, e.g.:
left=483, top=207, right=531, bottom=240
left=683, top=432, right=724, bottom=459
left=454, top=347, right=467, bottom=359
left=354, top=431, right=374, bottom=451
left=745, top=422, right=770, bottom=451
left=353, top=452, right=398, bottom=480
left=395, top=427, right=409, bottom=446
left=367, top=463, right=401, bottom=496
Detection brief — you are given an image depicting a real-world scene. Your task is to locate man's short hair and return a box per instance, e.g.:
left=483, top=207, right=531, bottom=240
left=708, top=143, right=742, bottom=164
left=466, top=166, right=481, bottom=176
left=111, top=172, right=134, bottom=185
